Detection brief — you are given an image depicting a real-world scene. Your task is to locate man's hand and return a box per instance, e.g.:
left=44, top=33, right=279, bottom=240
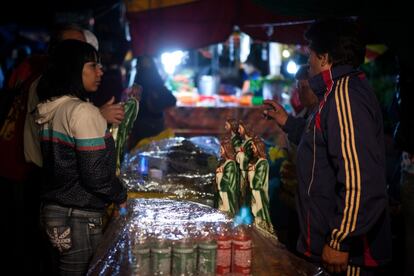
left=99, top=96, right=125, bottom=125
left=262, top=100, right=288, bottom=127
left=322, top=244, right=349, bottom=274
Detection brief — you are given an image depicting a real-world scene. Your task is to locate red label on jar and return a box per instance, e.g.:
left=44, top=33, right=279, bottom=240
left=216, top=238, right=232, bottom=274
left=232, top=239, right=252, bottom=274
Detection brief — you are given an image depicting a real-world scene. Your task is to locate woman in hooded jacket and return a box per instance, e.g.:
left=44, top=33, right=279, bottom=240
left=36, top=39, right=127, bottom=275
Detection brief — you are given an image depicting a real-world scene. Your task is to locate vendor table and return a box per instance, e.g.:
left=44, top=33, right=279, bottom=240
left=88, top=199, right=322, bottom=276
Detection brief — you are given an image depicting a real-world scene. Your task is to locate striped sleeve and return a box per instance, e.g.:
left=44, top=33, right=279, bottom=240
left=325, top=76, right=387, bottom=251
left=71, top=102, right=107, bottom=151
left=71, top=103, right=127, bottom=204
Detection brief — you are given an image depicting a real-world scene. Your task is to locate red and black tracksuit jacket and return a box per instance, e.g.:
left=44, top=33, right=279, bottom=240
left=283, top=65, right=391, bottom=267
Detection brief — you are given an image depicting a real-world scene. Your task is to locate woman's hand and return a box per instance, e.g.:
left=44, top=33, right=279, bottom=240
left=100, top=97, right=125, bottom=125
left=113, top=201, right=128, bottom=217
left=262, top=100, right=288, bottom=127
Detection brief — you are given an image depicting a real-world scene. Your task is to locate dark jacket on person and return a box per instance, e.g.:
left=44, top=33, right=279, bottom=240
left=36, top=96, right=127, bottom=211
left=128, top=59, right=176, bottom=149
left=283, top=65, right=391, bottom=267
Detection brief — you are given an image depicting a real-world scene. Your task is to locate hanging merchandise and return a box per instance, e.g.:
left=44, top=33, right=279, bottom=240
left=111, top=91, right=140, bottom=175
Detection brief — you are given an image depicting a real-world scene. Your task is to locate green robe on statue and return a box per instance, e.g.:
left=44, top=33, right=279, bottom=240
left=231, top=133, right=242, bottom=153
left=248, top=158, right=274, bottom=234
left=216, top=159, right=240, bottom=217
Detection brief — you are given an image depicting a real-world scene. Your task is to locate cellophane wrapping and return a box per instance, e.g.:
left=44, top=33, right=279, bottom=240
left=120, top=136, right=220, bottom=206
left=87, top=199, right=323, bottom=276
left=88, top=198, right=230, bottom=275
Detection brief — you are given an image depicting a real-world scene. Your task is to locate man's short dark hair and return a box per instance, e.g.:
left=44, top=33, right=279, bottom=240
left=304, top=18, right=366, bottom=68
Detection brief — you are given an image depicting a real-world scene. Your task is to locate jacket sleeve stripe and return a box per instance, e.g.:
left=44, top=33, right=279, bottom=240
left=338, top=76, right=357, bottom=245
left=337, top=76, right=362, bottom=246
left=330, top=77, right=353, bottom=249
left=343, top=76, right=362, bottom=234
left=330, top=76, right=361, bottom=250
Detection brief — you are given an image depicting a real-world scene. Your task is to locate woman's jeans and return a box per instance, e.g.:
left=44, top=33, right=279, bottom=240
left=40, top=204, right=104, bottom=276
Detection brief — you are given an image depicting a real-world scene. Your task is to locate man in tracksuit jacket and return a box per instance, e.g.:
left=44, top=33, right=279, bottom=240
left=263, top=18, right=391, bottom=275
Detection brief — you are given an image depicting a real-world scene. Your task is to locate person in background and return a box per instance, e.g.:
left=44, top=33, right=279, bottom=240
left=127, top=55, right=176, bottom=151
left=292, top=64, right=319, bottom=118
left=241, top=55, right=262, bottom=97
left=263, top=18, right=391, bottom=275
left=275, top=64, right=318, bottom=252
left=36, top=40, right=127, bottom=275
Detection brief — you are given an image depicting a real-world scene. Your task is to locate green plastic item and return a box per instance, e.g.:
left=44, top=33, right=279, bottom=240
left=112, top=97, right=139, bottom=175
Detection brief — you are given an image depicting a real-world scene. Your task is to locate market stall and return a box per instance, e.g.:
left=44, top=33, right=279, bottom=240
left=88, top=136, right=322, bottom=275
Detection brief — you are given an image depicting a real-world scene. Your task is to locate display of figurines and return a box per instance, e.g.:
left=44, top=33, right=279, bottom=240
left=247, top=136, right=274, bottom=234
left=215, top=139, right=240, bottom=217
left=217, top=119, right=274, bottom=234
left=224, top=118, right=242, bottom=153
left=235, top=121, right=254, bottom=207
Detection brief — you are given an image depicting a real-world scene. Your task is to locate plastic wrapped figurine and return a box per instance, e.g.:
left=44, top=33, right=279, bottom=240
left=248, top=136, right=274, bottom=234
left=215, top=139, right=240, bottom=216
left=235, top=121, right=254, bottom=207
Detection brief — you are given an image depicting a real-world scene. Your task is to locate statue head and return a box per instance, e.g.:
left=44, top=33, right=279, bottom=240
left=238, top=121, right=253, bottom=138
left=220, top=138, right=235, bottom=160
left=225, top=118, right=239, bottom=135
left=252, top=136, right=266, bottom=159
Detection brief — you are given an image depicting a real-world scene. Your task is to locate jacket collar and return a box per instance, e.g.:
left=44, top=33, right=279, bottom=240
left=309, top=65, right=358, bottom=99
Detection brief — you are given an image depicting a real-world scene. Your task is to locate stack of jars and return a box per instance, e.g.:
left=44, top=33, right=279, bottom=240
left=131, top=223, right=252, bottom=276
